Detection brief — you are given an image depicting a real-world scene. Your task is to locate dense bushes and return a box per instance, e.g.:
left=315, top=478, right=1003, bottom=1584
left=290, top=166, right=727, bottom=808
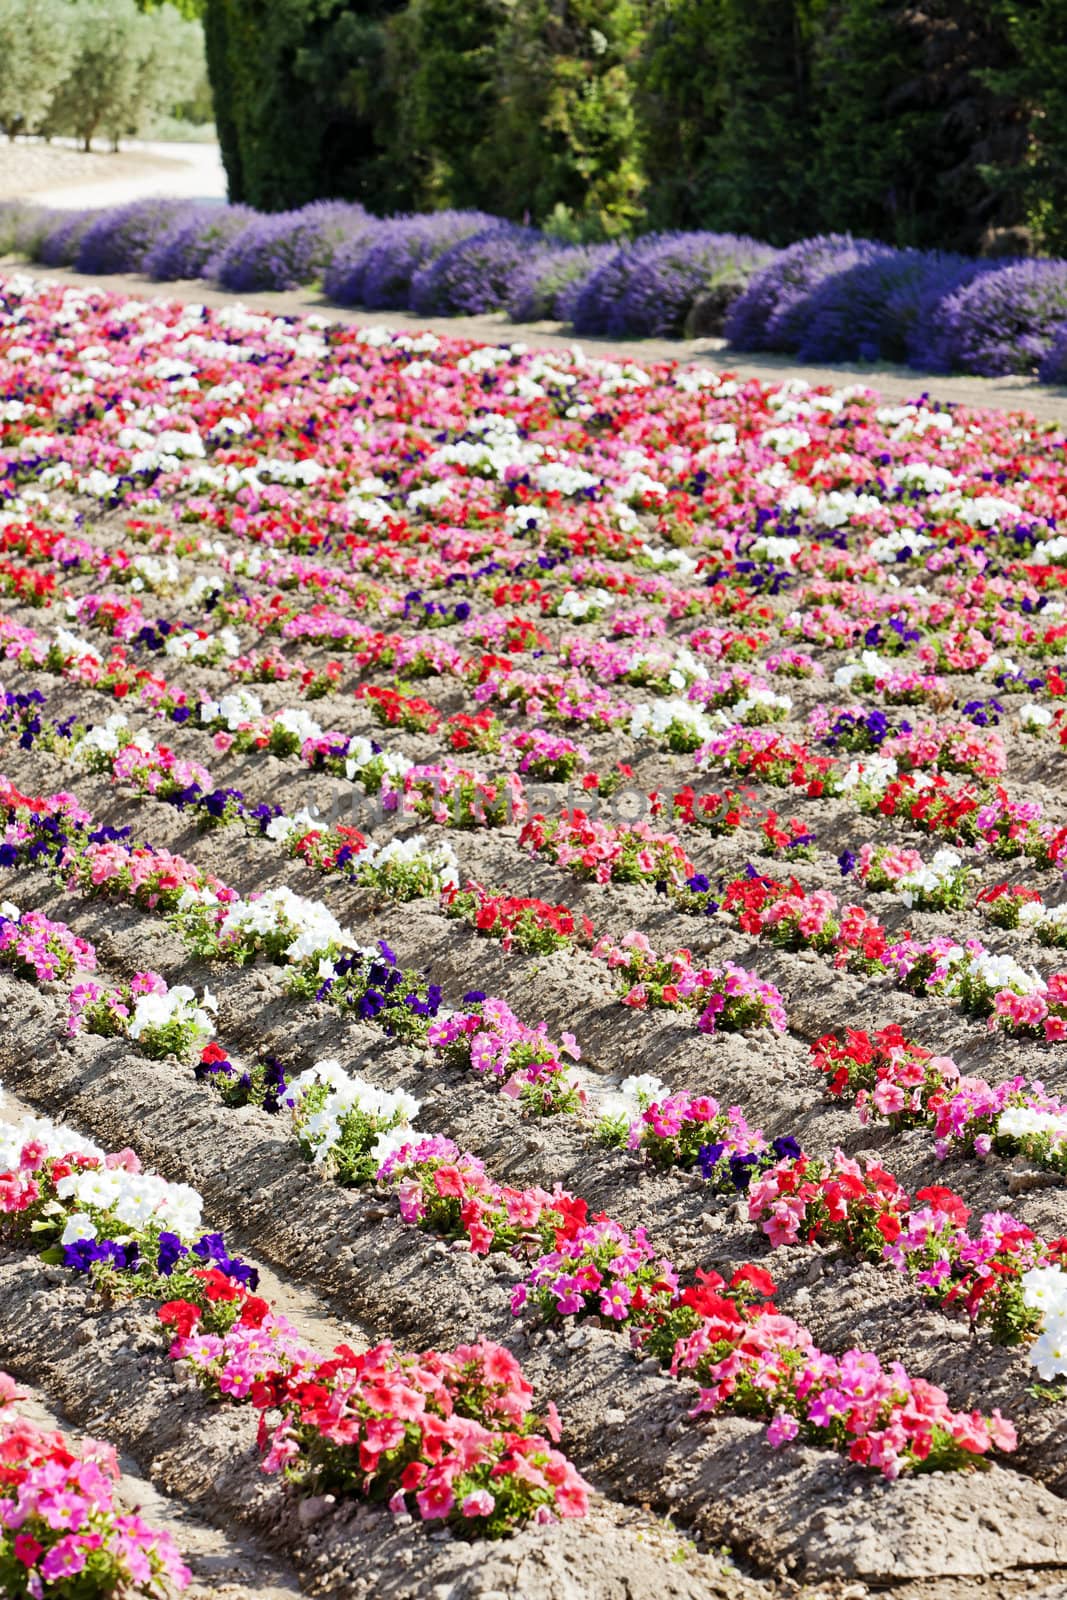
left=11, top=196, right=1067, bottom=385
left=211, top=202, right=370, bottom=293
left=930, top=261, right=1067, bottom=377
left=1040, top=322, right=1067, bottom=385
left=572, top=232, right=772, bottom=338
left=410, top=224, right=541, bottom=317
left=325, top=212, right=494, bottom=309
left=201, top=0, right=1067, bottom=259
left=143, top=204, right=256, bottom=280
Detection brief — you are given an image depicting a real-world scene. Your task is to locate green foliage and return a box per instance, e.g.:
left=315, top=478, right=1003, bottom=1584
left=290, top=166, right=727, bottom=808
left=407, top=0, right=505, bottom=209
left=45, top=0, right=142, bottom=151
left=815, top=0, right=1027, bottom=251
left=489, top=0, right=647, bottom=234
left=985, top=0, right=1067, bottom=254
left=0, top=0, right=72, bottom=140
left=199, top=0, right=1066, bottom=254
left=203, top=0, right=413, bottom=212
left=0, top=0, right=210, bottom=152
left=636, top=0, right=726, bottom=231
left=812, top=0, right=928, bottom=242
left=638, top=0, right=826, bottom=244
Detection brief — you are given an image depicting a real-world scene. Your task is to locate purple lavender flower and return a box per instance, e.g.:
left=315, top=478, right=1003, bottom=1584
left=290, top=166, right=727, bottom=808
left=144, top=204, right=257, bottom=281
left=506, top=243, right=615, bottom=323
left=410, top=223, right=540, bottom=317
left=213, top=201, right=371, bottom=293
left=324, top=212, right=495, bottom=309
left=75, top=200, right=198, bottom=276
left=574, top=232, right=773, bottom=339
left=1039, top=319, right=1067, bottom=385
left=725, top=234, right=872, bottom=352
left=931, top=259, right=1067, bottom=376
left=35, top=209, right=101, bottom=268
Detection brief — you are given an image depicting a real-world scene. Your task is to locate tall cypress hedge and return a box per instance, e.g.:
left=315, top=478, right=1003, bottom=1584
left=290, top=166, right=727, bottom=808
left=202, top=0, right=1067, bottom=254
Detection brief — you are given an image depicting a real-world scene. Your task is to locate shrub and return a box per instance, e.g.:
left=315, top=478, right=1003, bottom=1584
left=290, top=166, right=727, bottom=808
left=1038, top=321, right=1067, bottom=385
left=75, top=199, right=196, bottom=276
left=890, top=257, right=1002, bottom=372
left=724, top=233, right=875, bottom=351
left=571, top=243, right=647, bottom=336
left=35, top=209, right=100, bottom=268
left=410, top=223, right=540, bottom=316
left=615, top=232, right=774, bottom=338
left=348, top=212, right=494, bottom=310
left=506, top=243, right=612, bottom=322
left=143, top=204, right=257, bottom=280
left=0, top=201, right=46, bottom=258
left=213, top=201, right=370, bottom=293
left=930, top=259, right=1067, bottom=376
left=794, top=247, right=933, bottom=364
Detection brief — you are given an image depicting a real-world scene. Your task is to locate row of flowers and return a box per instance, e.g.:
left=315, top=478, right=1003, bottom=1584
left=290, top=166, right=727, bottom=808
left=0, top=1102, right=590, bottom=1540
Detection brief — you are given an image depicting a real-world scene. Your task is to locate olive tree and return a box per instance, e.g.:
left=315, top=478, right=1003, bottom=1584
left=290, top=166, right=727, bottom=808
left=0, top=0, right=73, bottom=139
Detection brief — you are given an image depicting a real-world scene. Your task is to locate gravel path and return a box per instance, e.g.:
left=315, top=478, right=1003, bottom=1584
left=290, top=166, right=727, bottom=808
left=0, top=136, right=226, bottom=208
left=6, top=257, right=1066, bottom=426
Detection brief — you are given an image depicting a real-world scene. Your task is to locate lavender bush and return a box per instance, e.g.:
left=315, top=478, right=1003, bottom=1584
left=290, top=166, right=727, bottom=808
left=928, top=260, right=1067, bottom=376
left=887, top=257, right=1000, bottom=371
left=1038, top=321, right=1067, bottom=385
left=0, top=201, right=46, bottom=259
left=724, top=234, right=871, bottom=351
left=144, top=204, right=256, bottom=280
left=569, top=243, right=642, bottom=336
left=795, top=247, right=935, bottom=364
left=506, top=243, right=615, bottom=322
left=615, top=232, right=774, bottom=339
left=75, top=200, right=197, bottom=277
left=36, top=210, right=100, bottom=268
left=358, top=213, right=494, bottom=310
left=214, top=201, right=370, bottom=293
left=410, top=224, right=539, bottom=317
left=12, top=195, right=1067, bottom=385
left=320, top=226, right=384, bottom=306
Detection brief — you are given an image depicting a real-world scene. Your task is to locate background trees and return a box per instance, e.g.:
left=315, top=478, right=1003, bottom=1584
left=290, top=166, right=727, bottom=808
left=0, top=0, right=208, bottom=151
left=7, top=0, right=1066, bottom=258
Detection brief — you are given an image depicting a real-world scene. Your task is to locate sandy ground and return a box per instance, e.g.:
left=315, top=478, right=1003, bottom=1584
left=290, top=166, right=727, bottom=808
left=0, top=136, right=227, bottom=208
left=7, top=257, right=1067, bottom=427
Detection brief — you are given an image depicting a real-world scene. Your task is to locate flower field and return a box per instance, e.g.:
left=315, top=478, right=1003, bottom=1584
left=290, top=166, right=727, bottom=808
left=2, top=268, right=1067, bottom=1596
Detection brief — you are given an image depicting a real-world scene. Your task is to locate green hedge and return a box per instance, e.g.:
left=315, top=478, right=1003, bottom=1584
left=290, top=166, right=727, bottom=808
left=203, top=0, right=1067, bottom=256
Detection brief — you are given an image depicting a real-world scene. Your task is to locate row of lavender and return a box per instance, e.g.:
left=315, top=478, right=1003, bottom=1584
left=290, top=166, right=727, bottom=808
left=4, top=197, right=1067, bottom=385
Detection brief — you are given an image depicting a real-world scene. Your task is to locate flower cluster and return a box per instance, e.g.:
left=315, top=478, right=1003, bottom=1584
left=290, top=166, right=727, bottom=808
left=429, top=997, right=584, bottom=1116
left=596, top=1073, right=801, bottom=1190
left=169, top=1313, right=589, bottom=1535
left=441, top=883, right=594, bottom=955
left=591, top=932, right=788, bottom=1034
left=0, top=1371, right=191, bottom=1596
left=0, top=901, right=96, bottom=984
left=519, top=811, right=694, bottom=886
left=286, top=1058, right=421, bottom=1183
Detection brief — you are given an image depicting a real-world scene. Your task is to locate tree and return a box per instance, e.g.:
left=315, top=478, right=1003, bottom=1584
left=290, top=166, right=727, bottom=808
left=407, top=0, right=506, bottom=209
left=46, top=0, right=142, bottom=152
left=637, top=0, right=727, bottom=231
left=202, top=0, right=411, bottom=212
left=636, top=0, right=827, bottom=244
left=986, top=0, right=1067, bottom=254
left=131, top=4, right=210, bottom=137
left=0, top=0, right=72, bottom=140
left=489, top=0, right=648, bottom=234
left=813, top=0, right=929, bottom=243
